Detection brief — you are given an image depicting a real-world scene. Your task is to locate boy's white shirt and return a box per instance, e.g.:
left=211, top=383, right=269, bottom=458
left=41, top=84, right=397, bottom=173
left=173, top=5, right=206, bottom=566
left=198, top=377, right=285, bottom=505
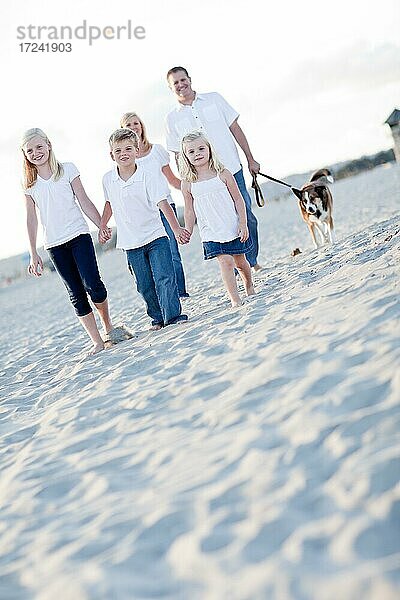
left=102, top=164, right=167, bottom=250
left=26, top=162, right=89, bottom=249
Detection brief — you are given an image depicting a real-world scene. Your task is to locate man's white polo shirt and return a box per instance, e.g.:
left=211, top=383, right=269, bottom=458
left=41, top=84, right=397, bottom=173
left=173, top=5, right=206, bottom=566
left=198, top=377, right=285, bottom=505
left=165, top=92, right=241, bottom=174
left=102, top=164, right=167, bottom=250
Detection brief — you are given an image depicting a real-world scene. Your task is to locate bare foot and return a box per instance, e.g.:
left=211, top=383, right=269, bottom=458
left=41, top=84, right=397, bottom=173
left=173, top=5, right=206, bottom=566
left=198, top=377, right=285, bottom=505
left=231, top=299, right=243, bottom=308
left=246, top=284, right=256, bottom=296
left=88, top=342, right=105, bottom=355
left=252, top=263, right=264, bottom=273
left=149, top=324, right=163, bottom=331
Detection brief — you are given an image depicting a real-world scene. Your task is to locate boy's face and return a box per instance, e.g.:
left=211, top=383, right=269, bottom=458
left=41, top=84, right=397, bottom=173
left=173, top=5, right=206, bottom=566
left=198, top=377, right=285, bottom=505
left=184, top=138, right=210, bottom=168
left=110, top=138, right=137, bottom=168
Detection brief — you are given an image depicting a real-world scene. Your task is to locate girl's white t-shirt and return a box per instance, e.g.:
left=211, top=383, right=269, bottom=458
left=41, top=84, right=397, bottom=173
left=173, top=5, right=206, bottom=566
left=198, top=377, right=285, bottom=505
left=26, top=162, right=89, bottom=249
left=136, top=144, right=173, bottom=204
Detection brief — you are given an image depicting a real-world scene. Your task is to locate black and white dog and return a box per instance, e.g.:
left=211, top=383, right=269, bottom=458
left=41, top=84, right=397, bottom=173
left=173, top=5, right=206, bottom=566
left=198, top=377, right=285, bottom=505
left=298, top=168, right=335, bottom=249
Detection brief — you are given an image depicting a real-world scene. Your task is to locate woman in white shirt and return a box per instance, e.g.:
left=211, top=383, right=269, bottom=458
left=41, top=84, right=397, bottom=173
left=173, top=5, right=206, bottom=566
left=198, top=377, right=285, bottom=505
left=120, top=112, right=189, bottom=298
left=21, top=128, right=121, bottom=355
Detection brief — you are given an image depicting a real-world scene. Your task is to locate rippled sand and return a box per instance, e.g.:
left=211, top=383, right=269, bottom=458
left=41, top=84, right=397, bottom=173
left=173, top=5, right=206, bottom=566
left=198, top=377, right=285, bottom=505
left=0, top=165, right=399, bottom=599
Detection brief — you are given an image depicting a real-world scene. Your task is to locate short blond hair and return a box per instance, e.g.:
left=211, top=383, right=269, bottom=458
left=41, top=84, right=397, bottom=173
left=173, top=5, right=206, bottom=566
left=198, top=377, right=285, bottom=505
left=21, top=128, right=63, bottom=189
left=109, top=128, right=139, bottom=148
left=178, top=131, right=224, bottom=183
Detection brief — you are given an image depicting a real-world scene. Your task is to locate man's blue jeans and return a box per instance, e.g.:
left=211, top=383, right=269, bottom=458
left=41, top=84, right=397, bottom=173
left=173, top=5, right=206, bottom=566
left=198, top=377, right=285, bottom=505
left=160, top=203, right=188, bottom=297
left=126, top=236, right=182, bottom=326
left=234, top=168, right=259, bottom=267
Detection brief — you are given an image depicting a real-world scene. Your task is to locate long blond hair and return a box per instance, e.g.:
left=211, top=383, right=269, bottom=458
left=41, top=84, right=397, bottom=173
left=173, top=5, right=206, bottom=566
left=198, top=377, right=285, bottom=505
left=178, top=131, right=224, bottom=183
left=21, top=128, right=63, bottom=189
left=120, top=112, right=151, bottom=153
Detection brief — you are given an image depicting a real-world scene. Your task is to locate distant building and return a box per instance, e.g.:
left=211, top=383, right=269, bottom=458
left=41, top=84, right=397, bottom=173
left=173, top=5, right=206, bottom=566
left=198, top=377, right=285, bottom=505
left=384, top=108, right=400, bottom=163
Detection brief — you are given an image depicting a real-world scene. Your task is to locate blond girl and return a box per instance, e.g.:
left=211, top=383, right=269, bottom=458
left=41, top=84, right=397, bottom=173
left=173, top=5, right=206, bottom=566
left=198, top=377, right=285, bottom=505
left=179, top=131, right=255, bottom=307
left=22, top=128, right=120, bottom=355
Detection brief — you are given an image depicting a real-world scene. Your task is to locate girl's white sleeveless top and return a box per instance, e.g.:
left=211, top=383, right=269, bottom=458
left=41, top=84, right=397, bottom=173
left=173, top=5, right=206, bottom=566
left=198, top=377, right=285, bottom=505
left=191, top=175, right=239, bottom=243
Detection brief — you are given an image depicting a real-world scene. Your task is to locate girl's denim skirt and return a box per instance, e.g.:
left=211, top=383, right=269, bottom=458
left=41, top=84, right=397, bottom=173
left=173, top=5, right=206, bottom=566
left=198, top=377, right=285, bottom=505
left=203, top=237, right=253, bottom=260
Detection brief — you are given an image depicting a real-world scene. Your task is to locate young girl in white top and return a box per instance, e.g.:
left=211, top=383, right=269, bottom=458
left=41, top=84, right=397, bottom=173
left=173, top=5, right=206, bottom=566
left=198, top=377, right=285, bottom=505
left=120, top=112, right=189, bottom=297
left=179, top=131, right=255, bottom=307
left=22, top=128, right=120, bottom=355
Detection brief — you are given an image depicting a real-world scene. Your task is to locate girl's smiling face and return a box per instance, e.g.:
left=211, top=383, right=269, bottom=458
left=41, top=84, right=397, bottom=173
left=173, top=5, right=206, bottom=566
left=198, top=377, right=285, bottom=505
left=24, top=135, right=50, bottom=167
left=184, top=139, right=210, bottom=168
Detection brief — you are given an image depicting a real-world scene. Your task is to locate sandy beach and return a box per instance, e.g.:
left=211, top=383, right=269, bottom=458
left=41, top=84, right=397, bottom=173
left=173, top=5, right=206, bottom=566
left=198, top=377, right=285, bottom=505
left=0, top=163, right=399, bottom=599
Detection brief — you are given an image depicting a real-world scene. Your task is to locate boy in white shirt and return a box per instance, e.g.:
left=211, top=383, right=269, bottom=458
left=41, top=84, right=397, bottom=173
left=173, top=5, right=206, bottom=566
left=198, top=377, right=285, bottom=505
left=99, top=128, right=190, bottom=329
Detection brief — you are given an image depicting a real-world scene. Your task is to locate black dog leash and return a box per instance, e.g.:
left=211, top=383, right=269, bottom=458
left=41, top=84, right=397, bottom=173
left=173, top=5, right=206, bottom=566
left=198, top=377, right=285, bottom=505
left=251, top=173, right=265, bottom=207
left=252, top=171, right=303, bottom=204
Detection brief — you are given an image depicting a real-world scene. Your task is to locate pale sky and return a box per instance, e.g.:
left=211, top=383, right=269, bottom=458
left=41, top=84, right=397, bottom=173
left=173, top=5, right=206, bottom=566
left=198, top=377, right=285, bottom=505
left=1, top=0, right=399, bottom=260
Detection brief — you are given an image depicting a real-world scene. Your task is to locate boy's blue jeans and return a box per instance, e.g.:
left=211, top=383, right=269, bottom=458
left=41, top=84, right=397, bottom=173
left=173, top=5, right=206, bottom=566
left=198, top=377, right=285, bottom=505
left=234, top=168, right=259, bottom=267
left=159, top=203, right=188, bottom=297
left=126, top=236, right=182, bottom=326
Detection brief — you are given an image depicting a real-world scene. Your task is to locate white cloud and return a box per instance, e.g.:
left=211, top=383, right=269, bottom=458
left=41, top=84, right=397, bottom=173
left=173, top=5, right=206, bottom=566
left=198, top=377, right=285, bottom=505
left=270, top=42, right=400, bottom=104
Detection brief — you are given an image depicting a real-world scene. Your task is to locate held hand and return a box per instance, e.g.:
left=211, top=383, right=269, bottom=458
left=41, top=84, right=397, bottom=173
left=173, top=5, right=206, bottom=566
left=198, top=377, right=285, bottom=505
left=176, top=227, right=191, bottom=245
left=98, top=227, right=111, bottom=244
left=28, top=253, right=43, bottom=277
left=248, top=158, right=260, bottom=175
left=238, top=223, right=249, bottom=243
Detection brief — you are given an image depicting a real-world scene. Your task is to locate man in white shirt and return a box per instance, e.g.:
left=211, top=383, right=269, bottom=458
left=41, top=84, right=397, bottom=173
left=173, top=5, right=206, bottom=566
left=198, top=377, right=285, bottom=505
left=165, top=66, right=262, bottom=271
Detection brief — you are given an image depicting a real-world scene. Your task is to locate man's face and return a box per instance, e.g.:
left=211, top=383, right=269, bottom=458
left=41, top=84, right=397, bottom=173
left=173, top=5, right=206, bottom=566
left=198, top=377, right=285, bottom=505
left=168, top=70, right=193, bottom=100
